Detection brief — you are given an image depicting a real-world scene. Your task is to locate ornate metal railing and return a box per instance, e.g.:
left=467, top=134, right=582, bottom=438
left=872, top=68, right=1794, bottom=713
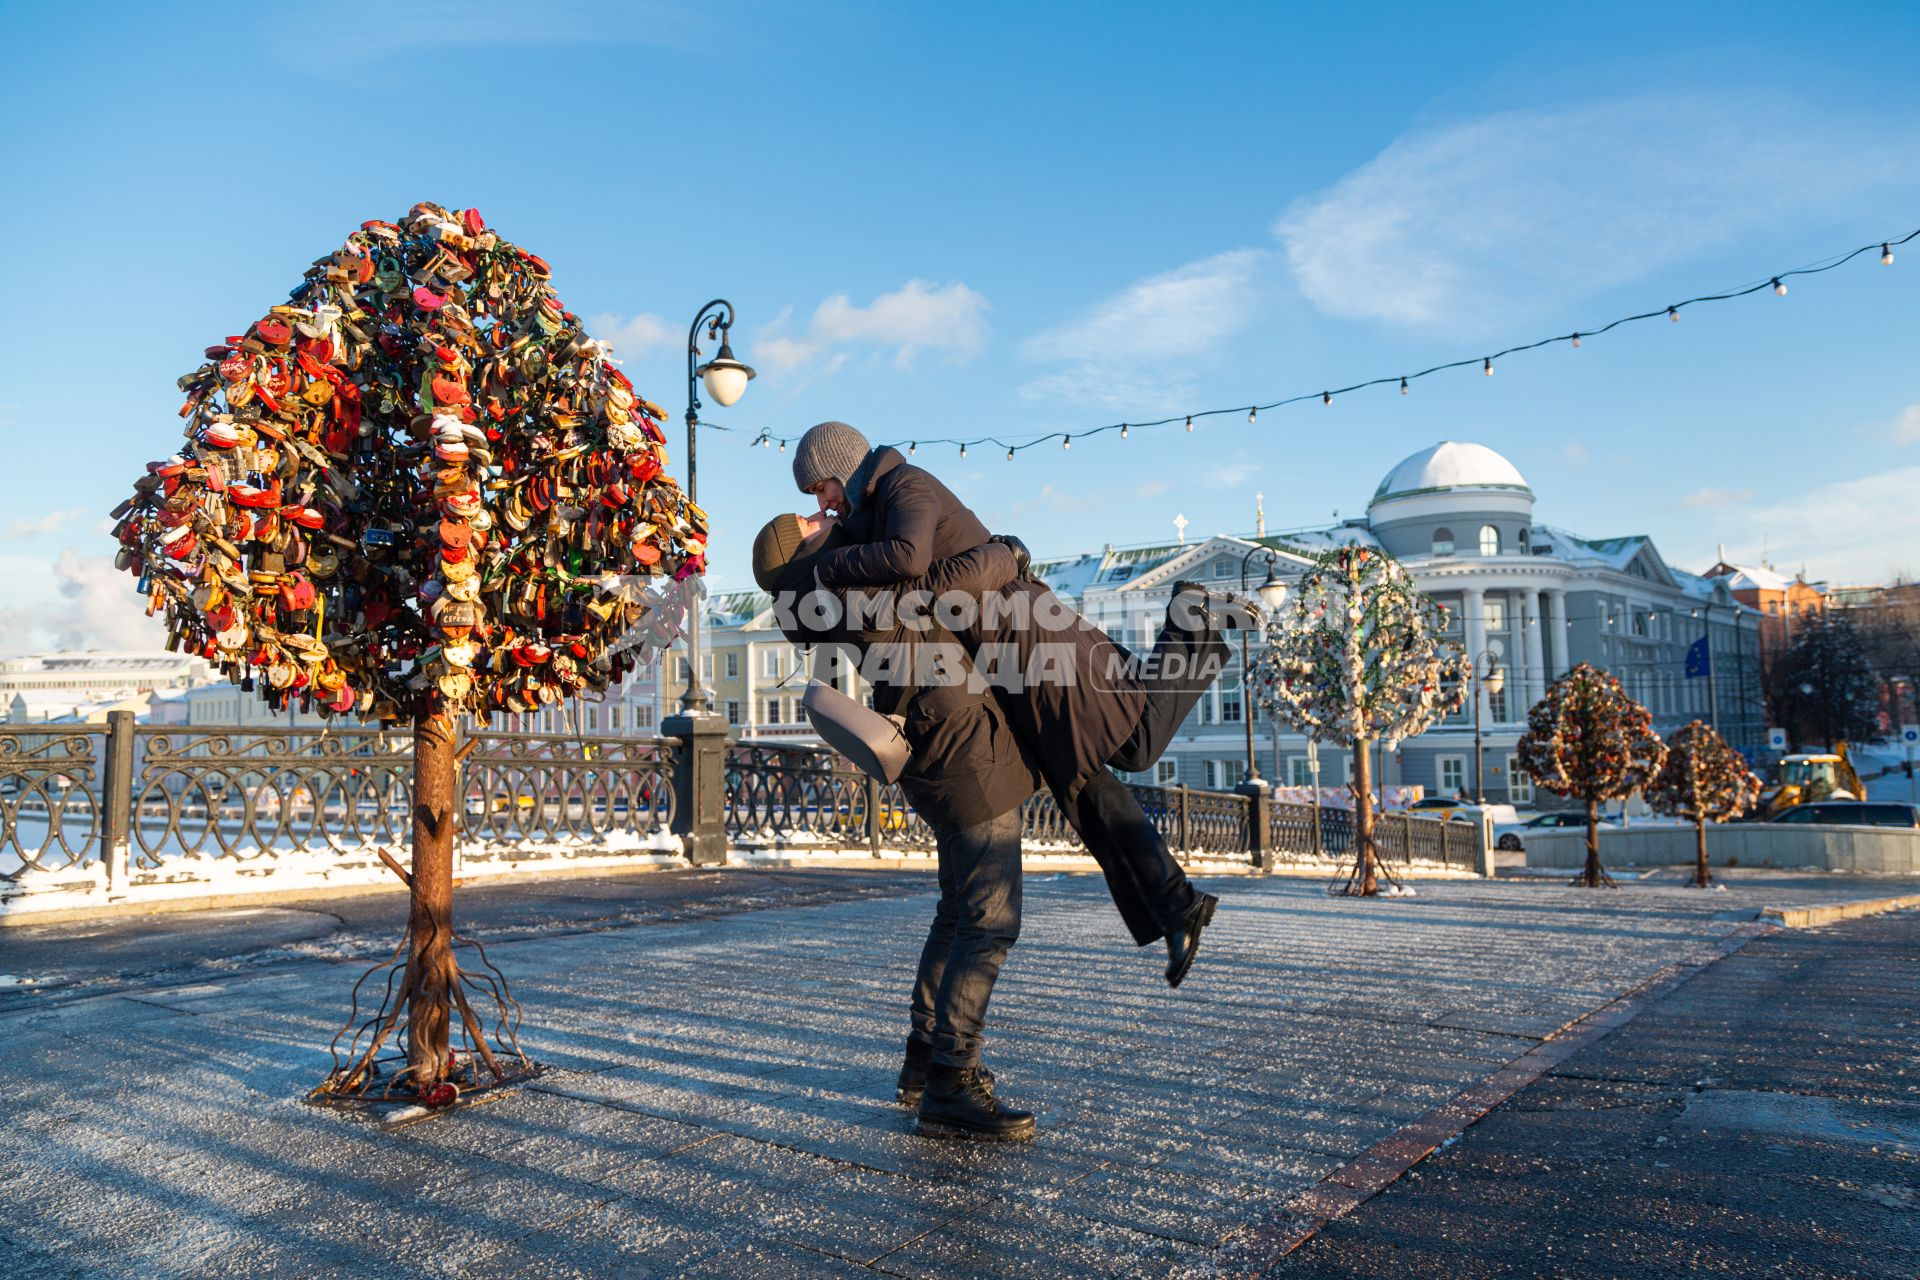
left=2, top=718, right=1481, bottom=898
left=0, top=727, right=103, bottom=873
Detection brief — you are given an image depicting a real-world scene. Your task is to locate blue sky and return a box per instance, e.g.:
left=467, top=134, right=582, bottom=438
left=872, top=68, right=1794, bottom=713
left=3, top=0, right=1918, bottom=653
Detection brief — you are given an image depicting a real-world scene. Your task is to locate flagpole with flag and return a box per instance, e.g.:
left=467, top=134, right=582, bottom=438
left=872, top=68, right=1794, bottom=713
left=1685, top=627, right=1717, bottom=732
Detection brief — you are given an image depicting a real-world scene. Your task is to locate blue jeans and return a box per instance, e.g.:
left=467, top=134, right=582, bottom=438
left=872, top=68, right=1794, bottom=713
left=909, top=807, right=1023, bottom=1069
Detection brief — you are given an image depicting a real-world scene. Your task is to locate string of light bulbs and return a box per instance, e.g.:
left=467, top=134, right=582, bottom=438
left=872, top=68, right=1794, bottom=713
left=746, top=226, right=1917, bottom=461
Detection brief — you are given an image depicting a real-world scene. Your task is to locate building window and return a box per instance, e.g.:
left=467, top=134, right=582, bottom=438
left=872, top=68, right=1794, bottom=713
left=635, top=704, right=654, bottom=729
left=1518, top=527, right=1530, bottom=553
left=725, top=701, right=741, bottom=726
left=701, top=653, right=714, bottom=679
left=725, top=653, right=740, bottom=679
left=1205, top=759, right=1245, bottom=789
left=678, top=659, right=693, bottom=683
left=761, top=649, right=779, bottom=678
left=1156, top=759, right=1178, bottom=784
left=1221, top=691, right=1242, bottom=723
left=585, top=707, right=598, bottom=732
left=1632, top=610, right=1650, bottom=637
left=1485, top=598, right=1507, bottom=631
left=761, top=698, right=779, bottom=724
left=609, top=706, right=623, bottom=731
left=1507, top=755, right=1534, bottom=804
left=1213, top=559, right=1233, bottom=579
left=1288, top=757, right=1315, bottom=787
left=1479, top=525, right=1500, bottom=556
left=1431, top=527, right=1454, bottom=556
left=1438, top=755, right=1466, bottom=796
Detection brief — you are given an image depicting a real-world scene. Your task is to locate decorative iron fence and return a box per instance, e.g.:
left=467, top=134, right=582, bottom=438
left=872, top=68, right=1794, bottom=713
left=2, top=717, right=1483, bottom=903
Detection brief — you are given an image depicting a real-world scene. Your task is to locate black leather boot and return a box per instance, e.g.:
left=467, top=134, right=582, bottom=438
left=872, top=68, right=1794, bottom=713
left=896, top=1036, right=932, bottom=1106
left=915, top=1063, right=1035, bottom=1141
left=898, top=1037, right=994, bottom=1106
left=1165, top=893, right=1219, bottom=988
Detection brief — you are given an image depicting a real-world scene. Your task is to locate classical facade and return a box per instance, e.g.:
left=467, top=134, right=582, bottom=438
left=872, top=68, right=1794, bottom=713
left=1034, top=441, right=1767, bottom=807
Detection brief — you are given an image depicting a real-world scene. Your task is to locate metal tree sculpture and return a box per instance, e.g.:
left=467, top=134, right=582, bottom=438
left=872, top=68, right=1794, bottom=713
left=1516, top=663, right=1668, bottom=888
left=111, top=202, right=704, bottom=1106
left=1251, top=545, right=1467, bottom=895
left=1646, top=719, right=1760, bottom=888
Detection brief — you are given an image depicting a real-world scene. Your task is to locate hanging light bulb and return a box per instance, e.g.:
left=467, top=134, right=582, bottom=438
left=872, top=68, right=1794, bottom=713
left=1668, top=306, right=1679, bottom=322
left=908, top=441, right=916, bottom=456
left=1119, top=423, right=1129, bottom=439
left=1883, top=243, right=1895, bottom=265
left=959, top=443, right=968, bottom=459
left=1006, top=447, right=1015, bottom=462
left=778, top=439, right=786, bottom=453
left=1247, top=406, right=1257, bottom=424
left=1483, top=357, right=1494, bottom=376
left=1322, top=391, right=1331, bottom=406
left=1399, top=377, right=1408, bottom=396
left=1062, top=435, right=1071, bottom=450
left=1772, top=278, right=1787, bottom=297
left=1185, top=415, right=1193, bottom=432
left=1571, top=333, right=1581, bottom=348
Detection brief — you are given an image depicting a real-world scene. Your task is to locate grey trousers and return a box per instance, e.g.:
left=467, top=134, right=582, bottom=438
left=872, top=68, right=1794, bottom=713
left=908, top=807, right=1024, bottom=1068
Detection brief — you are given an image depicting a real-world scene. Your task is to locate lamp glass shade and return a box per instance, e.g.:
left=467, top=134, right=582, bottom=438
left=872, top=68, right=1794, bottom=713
left=1257, top=573, right=1289, bottom=612
left=1485, top=666, right=1506, bottom=696
left=698, top=342, right=756, bottom=408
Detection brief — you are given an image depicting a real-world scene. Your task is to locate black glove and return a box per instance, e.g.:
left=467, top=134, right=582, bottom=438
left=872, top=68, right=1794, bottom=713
left=990, top=533, right=1033, bottom=580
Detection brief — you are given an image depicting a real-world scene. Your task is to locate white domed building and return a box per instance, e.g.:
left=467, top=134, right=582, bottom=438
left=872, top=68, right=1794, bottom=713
left=1033, top=441, right=1765, bottom=808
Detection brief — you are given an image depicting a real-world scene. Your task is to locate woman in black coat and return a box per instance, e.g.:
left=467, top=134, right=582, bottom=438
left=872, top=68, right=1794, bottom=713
left=793, top=430, right=1222, bottom=986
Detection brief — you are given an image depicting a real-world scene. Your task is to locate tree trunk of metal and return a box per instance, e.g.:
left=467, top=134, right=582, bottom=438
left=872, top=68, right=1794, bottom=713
left=407, top=710, right=458, bottom=1089
left=1581, top=795, right=1602, bottom=888
left=1354, top=735, right=1377, bottom=895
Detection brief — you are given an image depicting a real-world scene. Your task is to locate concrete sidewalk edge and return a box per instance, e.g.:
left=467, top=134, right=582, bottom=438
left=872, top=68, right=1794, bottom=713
left=1760, top=893, right=1920, bottom=929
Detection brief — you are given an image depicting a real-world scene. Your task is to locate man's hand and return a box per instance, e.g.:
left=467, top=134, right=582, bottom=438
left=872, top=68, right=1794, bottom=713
left=989, top=533, right=1033, bottom=580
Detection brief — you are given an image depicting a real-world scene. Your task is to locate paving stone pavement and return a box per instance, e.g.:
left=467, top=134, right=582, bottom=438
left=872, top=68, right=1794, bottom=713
left=0, top=869, right=1913, bottom=1278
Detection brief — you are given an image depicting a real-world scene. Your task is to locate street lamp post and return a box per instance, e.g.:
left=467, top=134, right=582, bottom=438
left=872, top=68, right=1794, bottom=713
left=1471, top=648, right=1506, bottom=803
left=1237, top=546, right=1290, bottom=783
left=678, top=300, right=755, bottom=713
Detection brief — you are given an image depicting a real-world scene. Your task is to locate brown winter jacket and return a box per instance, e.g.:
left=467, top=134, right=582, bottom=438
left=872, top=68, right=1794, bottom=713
left=812, top=447, right=1147, bottom=809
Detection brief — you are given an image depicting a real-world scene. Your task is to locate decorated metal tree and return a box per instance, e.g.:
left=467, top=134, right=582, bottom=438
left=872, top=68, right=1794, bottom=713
left=111, top=202, right=703, bottom=1105
left=1515, top=663, right=1667, bottom=888
left=1250, top=545, right=1467, bottom=895
left=1647, top=720, right=1761, bottom=887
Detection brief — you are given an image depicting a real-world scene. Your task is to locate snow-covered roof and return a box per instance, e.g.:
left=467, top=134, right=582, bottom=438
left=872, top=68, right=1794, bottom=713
left=1370, top=441, right=1531, bottom=505
left=707, top=591, right=771, bottom=626
left=1708, top=562, right=1797, bottom=593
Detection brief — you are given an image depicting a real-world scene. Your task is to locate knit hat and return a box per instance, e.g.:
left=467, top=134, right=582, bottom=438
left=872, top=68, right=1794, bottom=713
left=752, top=514, right=810, bottom=591
left=791, top=421, right=871, bottom=496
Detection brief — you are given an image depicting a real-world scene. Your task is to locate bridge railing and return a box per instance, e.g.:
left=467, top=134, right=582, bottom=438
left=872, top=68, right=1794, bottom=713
left=2, top=716, right=1482, bottom=905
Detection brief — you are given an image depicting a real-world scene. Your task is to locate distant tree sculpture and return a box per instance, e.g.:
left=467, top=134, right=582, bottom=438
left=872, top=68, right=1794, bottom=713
left=1647, top=720, right=1762, bottom=888
left=1516, top=664, right=1668, bottom=888
left=110, top=203, right=703, bottom=1104
left=1251, top=545, right=1467, bottom=895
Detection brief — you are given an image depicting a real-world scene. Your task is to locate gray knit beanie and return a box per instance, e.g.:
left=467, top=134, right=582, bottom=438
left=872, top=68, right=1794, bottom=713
left=792, top=421, right=871, bottom=495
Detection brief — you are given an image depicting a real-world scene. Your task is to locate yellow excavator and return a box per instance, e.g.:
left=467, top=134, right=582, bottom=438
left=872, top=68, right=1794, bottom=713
left=1755, top=742, right=1867, bottom=819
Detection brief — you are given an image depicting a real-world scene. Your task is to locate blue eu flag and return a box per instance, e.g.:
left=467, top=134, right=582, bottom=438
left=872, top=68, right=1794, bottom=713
left=1684, top=636, right=1711, bottom=679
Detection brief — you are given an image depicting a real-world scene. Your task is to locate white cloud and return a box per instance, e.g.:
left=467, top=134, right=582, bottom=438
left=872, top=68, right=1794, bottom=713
left=1563, top=443, right=1589, bottom=466
left=1724, top=466, right=1920, bottom=583
left=750, top=280, right=988, bottom=380
left=1888, top=404, right=1920, bottom=445
left=5, top=509, right=85, bottom=539
left=1204, top=461, right=1261, bottom=490
left=1274, top=96, right=1906, bottom=328
left=1676, top=486, right=1753, bottom=510
left=1020, top=250, right=1265, bottom=409
left=586, top=311, right=675, bottom=361
left=0, top=549, right=165, bottom=656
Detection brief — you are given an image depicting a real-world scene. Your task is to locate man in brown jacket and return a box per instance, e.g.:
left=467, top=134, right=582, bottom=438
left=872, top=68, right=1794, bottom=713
left=790, top=422, right=1238, bottom=984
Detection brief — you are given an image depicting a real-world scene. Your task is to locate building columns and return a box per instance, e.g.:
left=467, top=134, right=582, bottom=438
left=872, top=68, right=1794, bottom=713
left=1545, top=589, right=1567, bottom=679
left=1522, top=587, right=1545, bottom=719
left=1464, top=586, right=1488, bottom=729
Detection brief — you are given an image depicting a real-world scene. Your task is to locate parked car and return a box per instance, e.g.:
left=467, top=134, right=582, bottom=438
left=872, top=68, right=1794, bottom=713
left=1769, top=801, right=1920, bottom=828
left=1494, top=810, right=1617, bottom=852
left=1406, top=797, right=1471, bottom=822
